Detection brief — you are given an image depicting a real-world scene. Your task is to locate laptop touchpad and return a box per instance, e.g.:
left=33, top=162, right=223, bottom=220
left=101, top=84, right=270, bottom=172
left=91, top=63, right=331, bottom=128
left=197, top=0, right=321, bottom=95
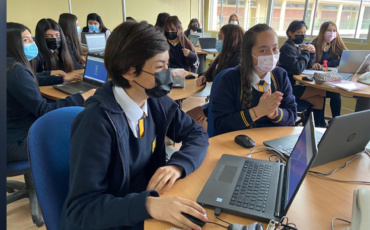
left=216, top=165, right=237, bottom=183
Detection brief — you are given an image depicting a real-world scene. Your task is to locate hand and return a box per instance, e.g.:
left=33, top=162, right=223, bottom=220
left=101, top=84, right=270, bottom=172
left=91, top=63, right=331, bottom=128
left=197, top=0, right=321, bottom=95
left=312, top=63, right=322, bottom=70
left=80, top=56, right=86, bottom=64
left=182, top=48, right=190, bottom=57
left=255, top=90, right=283, bottom=118
left=81, top=89, right=96, bottom=101
left=303, top=44, right=315, bottom=53
left=50, top=70, right=67, bottom=78
left=64, top=74, right=83, bottom=83
left=267, top=109, right=279, bottom=119
left=196, top=75, right=206, bottom=85
left=146, top=196, right=207, bottom=230
left=147, top=165, right=183, bottom=194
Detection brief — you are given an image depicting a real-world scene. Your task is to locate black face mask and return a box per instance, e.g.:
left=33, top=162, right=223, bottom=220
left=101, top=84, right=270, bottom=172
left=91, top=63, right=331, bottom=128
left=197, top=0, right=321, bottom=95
left=134, top=69, right=173, bottom=98
left=292, top=34, right=306, bottom=45
left=165, top=32, right=178, bottom=40
left=45, top=37, right=61, bottom=50
left=190, top=24, right=198, bottom=31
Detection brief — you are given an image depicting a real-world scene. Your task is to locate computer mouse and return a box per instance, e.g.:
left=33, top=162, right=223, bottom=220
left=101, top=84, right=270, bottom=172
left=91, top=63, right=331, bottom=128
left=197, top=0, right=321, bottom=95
left=234, top=134, right=255, bottom=148
left=181, top=212, right=206, bottom=227
left=302, top=76, right=313, bottom=81
left=185, top=74, right=196, bottom=79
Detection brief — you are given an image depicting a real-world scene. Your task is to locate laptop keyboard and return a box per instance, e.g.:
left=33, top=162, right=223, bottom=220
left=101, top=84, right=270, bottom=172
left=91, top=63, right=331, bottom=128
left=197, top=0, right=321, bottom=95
left=65, top=82, right=95, bottom=92
left=229, top=161, right=272, bottom=212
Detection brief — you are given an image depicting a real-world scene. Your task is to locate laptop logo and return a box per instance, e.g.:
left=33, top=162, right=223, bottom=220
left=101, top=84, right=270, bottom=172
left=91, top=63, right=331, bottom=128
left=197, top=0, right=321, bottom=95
left=347, top=133, right=356, bottom=142
left=216, top=198, right=223, bottom=203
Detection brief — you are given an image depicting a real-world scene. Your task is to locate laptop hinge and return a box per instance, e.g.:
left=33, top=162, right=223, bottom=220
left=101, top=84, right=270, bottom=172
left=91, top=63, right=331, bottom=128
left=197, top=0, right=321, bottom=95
left=274, top=163, right=285, bottom=217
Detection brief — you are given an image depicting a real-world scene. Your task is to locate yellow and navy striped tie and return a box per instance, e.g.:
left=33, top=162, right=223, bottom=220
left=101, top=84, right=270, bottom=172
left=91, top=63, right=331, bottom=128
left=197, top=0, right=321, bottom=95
left=258, top=80, right=267, bottom=92
left=325, top=43, right=330, bottom=52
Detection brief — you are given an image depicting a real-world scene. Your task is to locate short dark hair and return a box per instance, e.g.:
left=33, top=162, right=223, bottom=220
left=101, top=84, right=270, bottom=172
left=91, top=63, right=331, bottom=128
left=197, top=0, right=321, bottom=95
left=104, top=21, right=169, bottom=88
left=187, top=18, right=200, bottom=30
left=286, top=20, right=307, bottom=38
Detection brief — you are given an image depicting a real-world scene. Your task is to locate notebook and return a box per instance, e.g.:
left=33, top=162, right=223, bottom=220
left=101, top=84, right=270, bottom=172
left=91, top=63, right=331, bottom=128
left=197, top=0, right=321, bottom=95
left=53, top=54, right=108, bottom=95
left=172, top=78, right=185, bottom=88
left=198, top=37, right=218, bottom=52
left=264, top=109, right=370, bottom=167
left=85, top=33, right=106, bottom=56
left=197, top=114, right=317, bottom=222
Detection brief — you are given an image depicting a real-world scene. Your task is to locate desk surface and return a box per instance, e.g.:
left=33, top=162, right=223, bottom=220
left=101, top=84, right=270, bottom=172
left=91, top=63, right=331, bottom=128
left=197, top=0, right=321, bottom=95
left=195, top=46, right=218, bottom=55
left=39, top=70, right=205, bottom=101
left=145, top=127, right=370, bottom=229
left=294, top=74, right=370, bottom=98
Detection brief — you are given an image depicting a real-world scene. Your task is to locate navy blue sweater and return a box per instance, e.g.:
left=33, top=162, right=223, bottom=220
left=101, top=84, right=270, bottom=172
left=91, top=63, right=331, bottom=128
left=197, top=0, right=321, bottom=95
left=279, top=40, right=316, bottom=86
left=212, top=66, right=297, bottom=136
left=311, top=38, right=343, bottom=67
left=7, top=57, right=84, bottom=160
left=59, top=81, right=209, bottom=230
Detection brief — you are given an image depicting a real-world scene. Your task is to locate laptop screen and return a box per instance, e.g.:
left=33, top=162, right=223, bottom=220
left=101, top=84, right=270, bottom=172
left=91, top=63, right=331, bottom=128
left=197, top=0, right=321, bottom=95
left=84, top=56, right=107, bottom=83
left=85, top=33, right=106, bottom=52
left=284, top=115, right=316, bottom=211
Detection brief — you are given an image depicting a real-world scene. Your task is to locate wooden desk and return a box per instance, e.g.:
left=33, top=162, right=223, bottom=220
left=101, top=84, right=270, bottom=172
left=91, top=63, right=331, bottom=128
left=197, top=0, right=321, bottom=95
left=294, top=74, right=370, bottom=111
left=145, top=127, right=370, bottom=229
left=39, top=76, right=205, bottom=102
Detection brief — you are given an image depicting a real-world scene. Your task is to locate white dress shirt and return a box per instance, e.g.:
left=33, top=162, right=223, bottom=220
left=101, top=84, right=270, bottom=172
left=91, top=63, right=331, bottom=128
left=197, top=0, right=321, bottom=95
left=251, top=71, right=271, bottom=92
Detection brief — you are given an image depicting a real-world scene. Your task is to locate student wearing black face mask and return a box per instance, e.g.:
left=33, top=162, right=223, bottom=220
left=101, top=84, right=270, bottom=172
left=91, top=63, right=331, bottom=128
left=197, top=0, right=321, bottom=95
left=59, top=21, right=208, bottom=230
left=164, top=16, right=199, bottom=72
left=184, top=18, right=202, bottom=37
left=35, top=18, right=82, bottom=75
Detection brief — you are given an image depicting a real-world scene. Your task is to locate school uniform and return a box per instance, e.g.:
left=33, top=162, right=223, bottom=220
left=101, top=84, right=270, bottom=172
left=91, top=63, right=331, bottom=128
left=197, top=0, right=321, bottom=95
left=59, top=81, right=208, bottom=230
left=311, top=38, right=342, bottom=67
left=66, top=37, right=84, bottom=70
left=6, top=57, right=84, bottom=162
left=82, top=26, right=111, bottom=38
left=212, top=65, right=297, bottom=136
left=205, top=58, right=240, bottom=82
left=168, top=39, right=199, bottom=72
left=278, top=40, right=316, bottom=99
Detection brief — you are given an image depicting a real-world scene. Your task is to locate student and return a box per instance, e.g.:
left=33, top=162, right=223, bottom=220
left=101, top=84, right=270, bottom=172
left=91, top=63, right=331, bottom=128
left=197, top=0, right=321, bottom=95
left=59, top=21, right=209, bottom=230
left=311, top=21, right=344, bottom=119
left=82, top=13, right=111, bottom=38
left=311, top=21, right=347, bottom=69
left=196, top=24, right=244, bottom=85
left=229, top=13, right=239, bottom=25
left=164, top=16, right=199, bottom=72
left=184, top=18, right=202, bottom=37
left=212, top=24, right=297, bottom=136
left=278, top=20, right=327, bottom=127
left=6, top=22, right=94, bottom=163
left=154, top=12, right=170, bottom=33
left=35, top=18, right=81, bottom=74
left=59, top=13, right=85, bottom=66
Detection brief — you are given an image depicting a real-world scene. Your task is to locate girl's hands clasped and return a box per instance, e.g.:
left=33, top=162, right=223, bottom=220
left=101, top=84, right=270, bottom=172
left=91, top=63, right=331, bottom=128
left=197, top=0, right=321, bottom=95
left=255, top=89, right=283, bottom=119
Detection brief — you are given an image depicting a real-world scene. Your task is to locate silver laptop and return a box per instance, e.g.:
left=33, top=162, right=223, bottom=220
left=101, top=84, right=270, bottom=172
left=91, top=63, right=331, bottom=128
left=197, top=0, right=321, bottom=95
left=264, top=109, right=370, bottom=167
left=337, top=50, right=370, bottom=80
left=53, top=54, right=108, bottom=95
left=198, top=37, right=218, bottom=53
left=197, top=114, right=317, bottom=222
left=85, top=33, right=106, bottom=56
left=172, top=78, right=185, bottom=88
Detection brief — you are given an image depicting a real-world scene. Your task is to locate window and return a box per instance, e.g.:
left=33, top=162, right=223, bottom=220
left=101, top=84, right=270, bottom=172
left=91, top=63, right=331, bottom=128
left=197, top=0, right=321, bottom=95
left=209, top=0, right=369, bottom=40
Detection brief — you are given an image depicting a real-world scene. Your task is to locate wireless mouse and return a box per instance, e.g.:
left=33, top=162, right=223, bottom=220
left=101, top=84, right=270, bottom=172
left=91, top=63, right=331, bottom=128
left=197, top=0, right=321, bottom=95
left=235, top=134, right=255, bottom=148
left=185, top=74, right=196, bottom=79
left=181, top=212, right=206, bottom=227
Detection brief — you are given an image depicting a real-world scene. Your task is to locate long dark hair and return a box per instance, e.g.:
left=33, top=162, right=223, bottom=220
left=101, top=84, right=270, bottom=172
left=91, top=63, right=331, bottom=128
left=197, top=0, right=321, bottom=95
left=105, top=21, right=169, bottom=88
left=35, top=18, right=74, bottom=72
left=205, top=24, right=244, bottom=79
left=314, top=21, right=347, bottom=63
left=7, top=22, right=36, bottom=81
left=240, top=24, right=276, bottom=110
left=164, top=16, right=193, bottom=51
left=86, top=13, right=109, bottom=32
left=59, top=13, right=82, bottom=64
left=155, top=12, right=170, bottom=31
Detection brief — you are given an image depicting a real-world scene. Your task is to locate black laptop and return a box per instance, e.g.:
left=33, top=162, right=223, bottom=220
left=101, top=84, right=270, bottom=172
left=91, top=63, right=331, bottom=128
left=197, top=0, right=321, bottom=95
left=53, top=54, right=108, bottom=95
left=198, top=37, right=218, bottom=52
left=197, top=114, right=317, bottom=222
left=264, top=109, right=370, bottom=167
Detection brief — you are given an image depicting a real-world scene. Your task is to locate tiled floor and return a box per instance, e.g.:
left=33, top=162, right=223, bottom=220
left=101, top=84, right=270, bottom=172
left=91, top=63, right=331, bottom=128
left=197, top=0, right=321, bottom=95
left=6, top=95, right=353, bottom=230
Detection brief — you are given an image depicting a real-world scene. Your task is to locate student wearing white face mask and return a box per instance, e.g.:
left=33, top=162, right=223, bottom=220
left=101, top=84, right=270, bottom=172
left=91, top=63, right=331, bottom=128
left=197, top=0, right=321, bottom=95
left=311, top=21, right=347, bottom=69
left=228, top=14, right=239, bottom=25
left=212, top=24, right=297, bottom=136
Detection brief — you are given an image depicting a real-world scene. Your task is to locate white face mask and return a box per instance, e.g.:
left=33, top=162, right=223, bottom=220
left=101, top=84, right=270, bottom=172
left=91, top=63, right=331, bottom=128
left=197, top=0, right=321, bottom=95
left=252, top=53, right=280, bottom=73
left=230, top=20, right=238, bottom=25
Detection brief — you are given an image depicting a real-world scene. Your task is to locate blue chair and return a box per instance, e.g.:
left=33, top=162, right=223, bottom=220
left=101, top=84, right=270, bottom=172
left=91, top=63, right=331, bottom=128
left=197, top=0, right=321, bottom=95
left=207, top=68, right=230, bottom=137
left=28, top=106, right=84, bottom=230
left=7, top=161, right=44, bottom=227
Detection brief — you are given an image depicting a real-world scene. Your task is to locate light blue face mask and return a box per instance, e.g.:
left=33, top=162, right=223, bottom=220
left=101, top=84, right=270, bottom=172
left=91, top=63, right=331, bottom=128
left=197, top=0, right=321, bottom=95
left=77, top=26, right=81, bottom=34
left=24, top=42, right=38, bottom=61
left=216, top=40, right=223, bottom=54
left=88, top=24, right=99, bottom=32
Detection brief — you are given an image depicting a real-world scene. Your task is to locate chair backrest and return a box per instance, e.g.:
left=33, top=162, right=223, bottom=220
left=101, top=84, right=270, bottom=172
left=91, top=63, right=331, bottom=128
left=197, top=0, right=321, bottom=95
left=207, top=68, right=230, bottom=137
left=28, top=106, right=84, bottom=230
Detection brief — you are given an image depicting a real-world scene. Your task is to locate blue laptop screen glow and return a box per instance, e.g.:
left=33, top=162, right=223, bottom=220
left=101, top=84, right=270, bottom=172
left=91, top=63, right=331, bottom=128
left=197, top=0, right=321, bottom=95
left=284, top=119, right=315, bottom=210
left=84, top=56, right=107, bottom=83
